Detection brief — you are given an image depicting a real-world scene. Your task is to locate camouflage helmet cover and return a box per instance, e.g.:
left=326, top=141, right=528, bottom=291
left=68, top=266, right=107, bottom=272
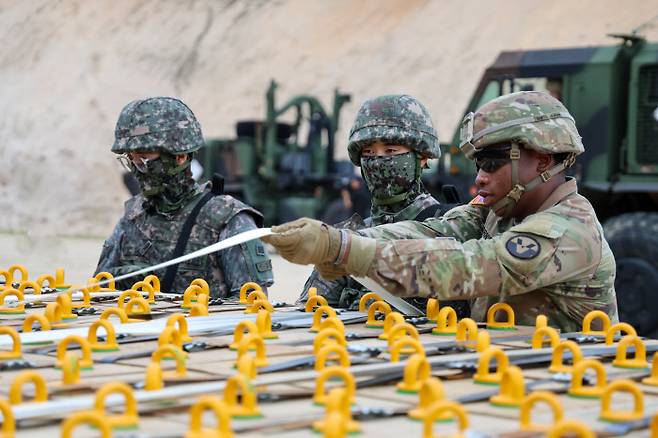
left=459, top=91, right=584, bottom=159
left=347, top=95, right=440, bottom=165
left=112, top=97, right=204, bottom=155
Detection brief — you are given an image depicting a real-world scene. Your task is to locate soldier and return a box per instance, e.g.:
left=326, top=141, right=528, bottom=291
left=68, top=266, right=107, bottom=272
left=264, top=91, right=618, bottom=332
left=96, top=97, right=273, bottom=297
left=298, top=95, right=468, bottom=316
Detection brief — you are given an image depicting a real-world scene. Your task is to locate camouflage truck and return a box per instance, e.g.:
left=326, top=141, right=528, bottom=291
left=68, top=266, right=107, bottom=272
left=199, top=80, right=362, bottom=225
left=430, top=34, right=658, bottom=336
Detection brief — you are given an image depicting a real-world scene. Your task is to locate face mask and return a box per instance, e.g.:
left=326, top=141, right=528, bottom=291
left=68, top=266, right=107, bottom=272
left=360, top=152, right=418, bottom=205
left=132, top=154, right=197, bottom=213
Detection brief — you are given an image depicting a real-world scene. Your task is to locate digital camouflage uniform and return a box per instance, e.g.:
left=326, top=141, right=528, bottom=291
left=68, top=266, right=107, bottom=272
left=299, top=95, right=468, bottom=316
left=352, top=92, right=618, bottom=332
left=96, top=97, right=273, bottom=297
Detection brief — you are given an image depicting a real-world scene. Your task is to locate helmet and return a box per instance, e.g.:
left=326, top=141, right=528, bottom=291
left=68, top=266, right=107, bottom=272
left=347, top=95, right=440, bottom=165
left=112, top=97, right=204, bottom=155
left=459, top=91, right=583, bottom=159
left=459, top=91, right=584, bottom=218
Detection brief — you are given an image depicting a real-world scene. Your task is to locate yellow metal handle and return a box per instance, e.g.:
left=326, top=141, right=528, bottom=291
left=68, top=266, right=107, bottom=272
left=54, top=267, right=71, bottom=288
left=605, top=322, right=637, bottom=345
left=358, top=292, right=382, bottom=312
left=0, top=398, right=16, bottom=436
left=166, top=313, right=193, bottom=343
left=67, top=285, right=91, bottom=309
left=237, top=334, right=268, bottom=368
left=549, top=340, right=583, bottom=373
left=568, top=359, right=606, bottom=398
left=641, top=352, right=658, bottom=386
left=131, top=280, right=155, bottom=303
left=431, top=306, right=457, bottom=335
left=117, top=289, right=141, bottom=308
left=94, top=271, right=116, bottom=291
left=387, top=322, right=419, bottom=348
left=18, top=280, right=41, bottom=296
left=489, top=365, right=525, bottom=407
left=379, top=312, right=405, bottom=340
left=22, top=313, right=51, bottom=332
left=581, top=310, right=611, bottom=335
left=600, top=379, right=644, bottom=422
left=125, top=296, right=151, bottom=315
left=190, top=278, right=210, bottom=296
left=305, top=294, right=329, bottom=312
left=421, top=400, right=469, bottom=438
left=315, top=343, right=349, bottom=371
left=546, top=420, right=595, bottom=438
left=8, top=264, right=28, bottom=282
left=244, top=298, right=272, bottom=315
left=229, top=320, right=259, bottom=350
left=318, top=316, right=344, bottom=335
left=390, top=337, right=425, bottom=363
left=313, top=328, right=347, bottom=355
left=145, top=361, right=164, bottom=391
left=314, top=366, right=355, bottom=406
left=144, top=274, right=160, bottom=292
left=456, top=317, right=478, bottom=347
left=182, top=285, right=203, bottom=308
left=246, top=289, right=267, bottom=305
left=9, top=371, right=48, bottom=404
left=239, top=282, right=262, bottom=304
left=93, top=382, right=139, bottom=428
left=61, top=411, right=112, bottom=438
left=476, top=330, right=491, bottom=352
left=365, top=300, right=391, bottom=328
left=486, top=302, right=515, bottom=329
left=613, top=335, right=649, bottom=369
left=426, top=298, right=439, bottom=321
left=152, top=344, right=187, bottom=377
left=223, top=374, right=261, bottom=418
left=87, top=319, right=119, bottom=352
left=310, top=304, right=337, bottom=332
left=100, top=307, right=129, bottom=323
left=36, top=274, right=56, bottom=289
left=55, top=293, right=77, bottom=319
left=397, top=353, right=430, bottom=394
left=520, top=391, right=563, bottom=431
left=159, top=326, right=184, bottom=349
left=531, top=326, right=560, bottom=349
left=473, top=346, right=509, bottom=385
left=408, top=378, right=447, bottom=421
left=56, top=335, right=93, bottom=369
left=61, top=353, right=81, bottom=385
left=185, top=396, right=233, bottom=438
left=189, top=293, right=209, bottom=316
left=0, top=288, right=25, bottom=314
left=0, top=326, right=22, bottom=360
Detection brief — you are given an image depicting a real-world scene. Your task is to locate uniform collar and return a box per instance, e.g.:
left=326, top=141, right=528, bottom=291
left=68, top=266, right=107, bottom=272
left=536, top=177, right=578, bottom=213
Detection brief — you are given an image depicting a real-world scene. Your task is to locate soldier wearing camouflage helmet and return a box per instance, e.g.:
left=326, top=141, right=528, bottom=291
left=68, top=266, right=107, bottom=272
left=297, top=95, right=468, bottom=316
left=96, top=97, right=274, bottom=297
left=266, top=91, right=618, bottom=332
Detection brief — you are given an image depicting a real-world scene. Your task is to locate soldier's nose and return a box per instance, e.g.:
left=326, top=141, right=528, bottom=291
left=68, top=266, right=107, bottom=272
left=475, top=169, right=489, bottom=187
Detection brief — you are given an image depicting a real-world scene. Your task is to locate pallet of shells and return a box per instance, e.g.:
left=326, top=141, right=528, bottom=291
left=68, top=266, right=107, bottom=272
left=0, top=264, right=657, bottom=437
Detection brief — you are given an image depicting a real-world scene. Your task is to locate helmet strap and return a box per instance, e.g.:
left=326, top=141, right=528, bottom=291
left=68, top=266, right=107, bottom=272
left=492, top=145, right=577, bottom=217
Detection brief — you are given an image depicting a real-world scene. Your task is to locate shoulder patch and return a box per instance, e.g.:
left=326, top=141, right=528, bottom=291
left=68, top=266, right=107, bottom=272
left=505, top=234, right=540, bottom=259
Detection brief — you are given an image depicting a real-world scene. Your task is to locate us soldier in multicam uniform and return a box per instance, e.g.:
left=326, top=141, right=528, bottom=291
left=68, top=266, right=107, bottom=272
left=96, top=97, right=274, bottom=297
left=298, top=95, right=468, bottom=316
left=264, top=91, right=618, bottom=332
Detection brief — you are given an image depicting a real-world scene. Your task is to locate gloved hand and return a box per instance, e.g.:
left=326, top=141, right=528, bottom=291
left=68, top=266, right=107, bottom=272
left=262, top=218, right=342, bottom=266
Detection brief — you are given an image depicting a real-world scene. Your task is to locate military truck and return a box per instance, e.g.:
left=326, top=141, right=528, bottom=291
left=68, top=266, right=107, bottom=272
left=432, top=34, right=658, bottom=336
left=199, top=80, right=361, bottom=225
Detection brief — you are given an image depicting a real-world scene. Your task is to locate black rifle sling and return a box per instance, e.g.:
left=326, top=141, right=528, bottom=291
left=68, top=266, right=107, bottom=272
left=161, top=174, right=225, bottom=293
left=413, top=203, right=441, bottom=222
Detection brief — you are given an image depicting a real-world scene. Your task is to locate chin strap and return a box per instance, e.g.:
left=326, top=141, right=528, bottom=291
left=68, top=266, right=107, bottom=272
left=491, top=143, right=576, bottom=217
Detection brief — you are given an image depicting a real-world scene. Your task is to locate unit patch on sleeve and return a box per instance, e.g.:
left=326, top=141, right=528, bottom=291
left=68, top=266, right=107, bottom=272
left=505, top=234, right=540, bottom=259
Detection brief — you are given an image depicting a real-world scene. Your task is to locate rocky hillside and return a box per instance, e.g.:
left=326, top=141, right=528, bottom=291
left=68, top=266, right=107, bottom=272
left=2, top=0, right=657, bottom=236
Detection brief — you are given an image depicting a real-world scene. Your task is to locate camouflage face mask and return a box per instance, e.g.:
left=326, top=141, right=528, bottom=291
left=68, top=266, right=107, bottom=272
left=360, top=152, right=419, bottom=206
left=132, top=153, right=197, bottom=213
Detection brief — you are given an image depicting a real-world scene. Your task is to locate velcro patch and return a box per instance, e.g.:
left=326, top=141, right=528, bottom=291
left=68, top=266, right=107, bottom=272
left=505, top=234, right=540, bottom=259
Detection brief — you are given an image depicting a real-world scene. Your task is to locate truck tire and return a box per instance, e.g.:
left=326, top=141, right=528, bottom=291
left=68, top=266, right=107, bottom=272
left=604, top=212, right=658, bottom=336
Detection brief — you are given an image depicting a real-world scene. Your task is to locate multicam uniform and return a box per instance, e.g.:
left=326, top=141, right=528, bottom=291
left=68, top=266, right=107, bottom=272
left=96, top=97, right=273, bottom=297
left=344, top=91, right=618, bottom=331
left=357, top=178, right=618, bottom=332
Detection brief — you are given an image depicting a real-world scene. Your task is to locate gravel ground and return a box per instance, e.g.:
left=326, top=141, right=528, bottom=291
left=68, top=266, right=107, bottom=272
left=0, top=232, right=312, bottom=304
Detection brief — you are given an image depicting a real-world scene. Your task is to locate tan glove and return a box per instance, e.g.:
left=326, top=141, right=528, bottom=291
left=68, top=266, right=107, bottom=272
left=316, top=262, right=348, bottom=281
left=262, top=218, right=341, bottom=266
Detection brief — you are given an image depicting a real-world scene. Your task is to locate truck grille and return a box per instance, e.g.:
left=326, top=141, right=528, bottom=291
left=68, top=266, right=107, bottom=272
left=637, top=65, right=658, bottom=164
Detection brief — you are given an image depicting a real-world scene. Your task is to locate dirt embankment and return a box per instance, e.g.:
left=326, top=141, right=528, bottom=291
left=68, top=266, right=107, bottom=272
left=2, top=0, right=657, bottom=237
